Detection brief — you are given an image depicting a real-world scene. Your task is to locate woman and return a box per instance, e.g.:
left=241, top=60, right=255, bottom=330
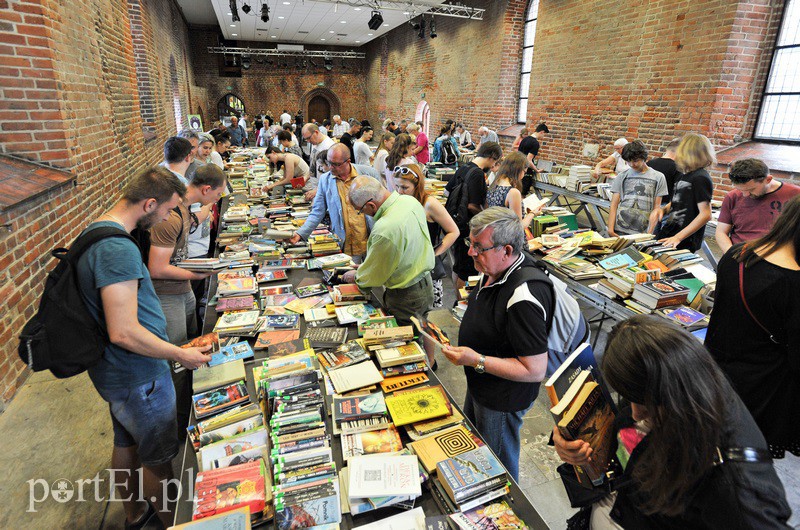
left=393, top=163, right=459, bottom=317
left=354, top=127, right=374, bottom=166
left=197, top=133, right=214, bottom=164
left=432, top=125, right=460, bottom=165
left=454, top=123, right=474, bottom=150
left=209, top=131, right=231, bottom=169
left=706, top=194, right=800, bottom=459
left=406, top=123, right=429, bottom=165
left=653, top=133, right=715, bottom=251
left=262, top=145, right=310, bottom=193
left=384, top=133, right=416, bottom=192
left=555, top=315, right=791, bottom=529
left=486, top=151, right=539, bottom=226
left=512, top=128, right=528, bottom=151
left=373, top=132, right=396, bottom=185
left=255, top=121, right=270, bottom=147
left=303, top=149, right=331, bottom=203
left=276, top=130, right=302, bottom=157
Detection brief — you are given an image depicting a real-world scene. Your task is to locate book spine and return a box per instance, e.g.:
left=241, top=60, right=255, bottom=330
left=452, top=475, right=509, bottom=502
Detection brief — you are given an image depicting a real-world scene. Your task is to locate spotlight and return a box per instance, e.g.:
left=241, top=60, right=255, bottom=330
left=368, top=10, right=383, bottom=30
left=430, top=16, right=437, bottom=38
left=418, top=16, right=425, bottom=39
left=242, top=55, right=251, bottom=69
left=324, top=57, right=333, bottom=71
left=409, top=19, right=420, bottom=31
left=241, top=3, right=251, bottom=14
left=260, top=3, right=270, bottom=22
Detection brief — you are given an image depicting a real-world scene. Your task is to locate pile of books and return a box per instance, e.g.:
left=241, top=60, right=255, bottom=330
left=566, top=165, right=592, bottom=191
left=630, top=278, right=690, bottom=310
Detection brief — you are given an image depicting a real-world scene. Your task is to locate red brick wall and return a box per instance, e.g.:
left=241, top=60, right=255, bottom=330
left=189, top=28, right=367, bottom=126
left=0, top=0, right=197, bottom=403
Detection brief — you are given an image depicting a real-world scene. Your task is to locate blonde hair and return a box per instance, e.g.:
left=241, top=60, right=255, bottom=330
left=376, top=132, right=395, bottom=154
left=406, top=123, right=420, bottom=133
left=675, top=133, right=716, bottom=172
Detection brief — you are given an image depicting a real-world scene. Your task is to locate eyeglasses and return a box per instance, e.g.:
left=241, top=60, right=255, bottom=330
left=357, top=198, right=374, bottom=215
left=329, top=158, right=350, bottom=168
left=464, top=237, right=503, bottom=254
left=393, top=166, right=419, bottom=182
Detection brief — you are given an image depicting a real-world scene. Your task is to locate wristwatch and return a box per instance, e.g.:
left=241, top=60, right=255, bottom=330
left=474, top=355, right=486, bottom=374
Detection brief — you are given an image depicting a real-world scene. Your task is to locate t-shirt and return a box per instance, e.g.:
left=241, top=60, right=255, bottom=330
left=280, top=112, right=292, bottom=125
left=446, top=162, right=488, bottom=232
left=647, top=157, right=681, bottom=203
left=518, top=135, right=540, bottom=164
left=76, top=221, right=170, bottom=389
left=610, top=166, right=667, bottom=234
left=373, top=149, right=389, bottom=183
left=612, top=151, right=629, bottom=173
left=187, top=203, right=211, bottom=258
left=414, top=132, right=430, bottom=164
left=209, top=151, right=224, bottom=169
left=149, top=202, right=192, bottom=295
left=718, top=182, right=800, bottom=245
left=339, top=132, right=355, bottom=162
left=658, top=168, right=713, bottom=252
left=459, top=254, right=551, bottom=412
left=354, top=140, right=372, bottom=166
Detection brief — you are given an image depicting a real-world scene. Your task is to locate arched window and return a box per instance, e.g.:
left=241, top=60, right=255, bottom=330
left=518, top=0, right=539, bottom=124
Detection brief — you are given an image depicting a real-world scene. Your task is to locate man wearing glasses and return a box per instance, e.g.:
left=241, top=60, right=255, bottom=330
left=301, top=123, right=335, bottom=196
left=289, top=143, right=380, bottom=260
left=342, top=177, right=435, bottom=327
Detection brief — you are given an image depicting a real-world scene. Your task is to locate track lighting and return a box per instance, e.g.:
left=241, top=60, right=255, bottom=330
left=241, top=3, right=251, bottom=14
left=368, top=10, right=383, bottom=30
left=430, top=16, right=437, bottom=38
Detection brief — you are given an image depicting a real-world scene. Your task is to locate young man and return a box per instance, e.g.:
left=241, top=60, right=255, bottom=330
left=715, top=158, right=800, bottom=253
left=76, top=166, right=212, bottom=528
left=608, top=140, right=667, bottom=236
left=518, top=122, right=550, bottom=195
left=161, top=136, right=194, bottom=184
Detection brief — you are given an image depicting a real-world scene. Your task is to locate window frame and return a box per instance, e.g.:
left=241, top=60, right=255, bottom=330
left=517, top=0, right=539, bottom=124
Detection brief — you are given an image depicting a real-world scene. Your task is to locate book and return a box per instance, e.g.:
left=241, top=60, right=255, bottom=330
left=215, top=296, right=256, bottom=312
left=284, top=295, right=326, bottom=314
left=193, top=359, right=247, bottom=394
left=264, top=314, right=300, bottom=329
left=662, top=305, right=707, bottom=327
left=362, top=326, right=414, bottom=347
left=407, top=407, right=465, bottom=439
left=352, top=507, right=426, bottom=530
left=328, top=361, right=384, bottom=394
left=192, top=381, right=250, bottom=419
left=316, top=340, right=370, bottom=371
left=295, top=283, right=328, bottom=298
left=213, top=311, right=260, bottom=333
left=385, top=385, right=451, bottom=426
left=255, top=270, right=288, bottom=283
left=254, top=330, right=300, bottom=350
left=436, top=446, right=507, bottom=504
left=334, top=303, right=379, bottom=325
left=380, top=372, right=430, bottom=393
left=449, top=501, right=526, bottom=530
left=341, top=424, right=403, bottom=460
left=375, top=341, right=427, bottom=368
left=192, top=461, right=266, bottom=521
left=274, top=485, right=341, bottom=529
left=167, top=506, right=251, bottom=529
left=208, top=342, right=254, bottom=367
left=358, top=316, right=398, bottom=336
left=556, top=380, right=615, bottom=487
left=192, top=414, right=265, bottom=451
left=267, top=338, right=311, bottom=357
left=217, top=277, right=258, bottom=296
left=304, top=327, right=348, bottom=349
left=348, top=455, right=422, bottom=498
left=544, top=343, right=603, bottom=408
left=197, top=427, right=268, bottom=471
left=380, top=361, right=428, bottom=378
left=408, top=424, right=482, bottom=473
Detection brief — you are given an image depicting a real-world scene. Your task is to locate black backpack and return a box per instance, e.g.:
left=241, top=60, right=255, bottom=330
left=445, top=166, right=479, bottom=231
left=441, top=139, right=458, bottom=165
left=18, top=226, right=137, bottom=378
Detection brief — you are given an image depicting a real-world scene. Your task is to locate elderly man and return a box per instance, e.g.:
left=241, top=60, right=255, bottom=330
left=594, top=137, right=629, bottom=176
left=477, top=126, right=499, bottom=145
left=302, top=123, right=335, bottom=194
left=332, top=114, right=348, bottom=138
left=289, top=143, right=380, bottom=259
left=343, top=177, right=434, bottom=327
left=441, top=207, right=558, bottom=480
left=228, top=116, right=246, bottom=147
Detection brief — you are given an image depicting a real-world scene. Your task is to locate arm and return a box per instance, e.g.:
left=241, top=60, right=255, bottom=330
left=354, top=234, right=401, bottom=288
left=101, top=281, right=211, bottom=369
left=715, top=222, right=734, bottom=254
left=660, top=201, right=712, bottom=247
left=441, top=345, right=547, bottom=383
left=595, top=154, right=615, bottom=173
left=267, top=159, right=296, bottom=190
left=427, top=199, right=460, bottom=255
left=195, top=203, right=213, bottom=224
left=646, top=196, right=663, bottom=234
left=607, top=193, right=621, bottom=237
left=148, top=245, right=210, bottom=281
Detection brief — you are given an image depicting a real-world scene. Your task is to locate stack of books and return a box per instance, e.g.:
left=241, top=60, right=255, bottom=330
left=630, top=278, right=690, bottom=310
left=566, top=165, right=592, bottom=191
left=432, top=446, right=510, bottom=513
left=332, top=391, right=391, bottom=435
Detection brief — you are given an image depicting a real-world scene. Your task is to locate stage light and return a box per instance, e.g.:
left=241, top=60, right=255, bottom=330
left=368, top=10, right=383, bottom=31
left=324, top=57, right=333, bottom=71
left=260, top=3, right=270, bottom=22
left=430, top=16, right=436, bottom=38
left=241, top=3, right=251, bottom=14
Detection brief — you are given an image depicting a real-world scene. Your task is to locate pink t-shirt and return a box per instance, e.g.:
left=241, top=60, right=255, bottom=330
left=718, top=181, right=800, bottom=245
left=415, top=132, right=430, bottom=164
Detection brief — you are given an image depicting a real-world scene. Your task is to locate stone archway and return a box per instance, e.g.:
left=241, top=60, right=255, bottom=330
left=299, top=88, right=341, bottom=124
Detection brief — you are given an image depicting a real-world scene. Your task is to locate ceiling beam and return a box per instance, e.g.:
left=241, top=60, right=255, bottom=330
left=310, top=0, right=485, bottom=20
left=207, top=46, right=367, bottom=58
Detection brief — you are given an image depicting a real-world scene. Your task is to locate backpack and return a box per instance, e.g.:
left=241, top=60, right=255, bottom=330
left=130, top=206, right=183, bottom=265
left=18, top=226, right=138, bottom=378
left=445, top=165, right=481, bottom=231
left=441, top=139, right=458, bottom=165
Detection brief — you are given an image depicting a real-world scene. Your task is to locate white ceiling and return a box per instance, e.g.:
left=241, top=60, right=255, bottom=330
left=177, top=0, right=445, bottom=47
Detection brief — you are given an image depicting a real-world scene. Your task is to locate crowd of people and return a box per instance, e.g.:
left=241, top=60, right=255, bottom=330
left=71, top=109, right=799, bottom=529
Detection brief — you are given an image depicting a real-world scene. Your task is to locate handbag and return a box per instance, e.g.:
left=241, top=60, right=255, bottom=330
left=431, top=253, right=447, bottom=280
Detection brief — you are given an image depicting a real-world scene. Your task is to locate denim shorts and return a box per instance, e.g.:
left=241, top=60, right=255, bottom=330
left=94, top=371, right=179, bottom=466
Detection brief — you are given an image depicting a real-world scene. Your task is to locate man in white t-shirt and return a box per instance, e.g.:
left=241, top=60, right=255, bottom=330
left=301, top=123, right=335, bottom=197
left=279, top=109, right=292, bottom=126
left=594, top=137, right=629, bottom=176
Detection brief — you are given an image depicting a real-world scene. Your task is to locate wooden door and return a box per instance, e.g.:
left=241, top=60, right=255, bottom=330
left=308, top=96, right=331, bottom=124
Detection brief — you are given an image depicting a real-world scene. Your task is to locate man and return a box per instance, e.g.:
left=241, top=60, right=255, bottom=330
left=440, top=207, right=550, bottom=481
left=518, top=122, right=549, bottom=195
left=594, top=137, right=629, bottom=176
left=302, top=123, right=336, bottom=200
left=288, top=143, right=380, bottom=258
left=396, top=119, right=409, bottom=136
left=76, top=166, right=212, bottom=527
left=339, top=119, right=361, bottom=163
left=607, top=140, right=667, bottom=237
left=445, top=141, right=503, bottom=289
left=332, top=114, right=348, bottom=138
left=343, top=177, right=434, bottom=327
left=477, top=126, right=499, bottom=145
left=178, top=129, right=202, bottom=180
left=228, top=116, right=246, bottom=147
left=646, top=138, right=682, bottom=205
left=239, top=113, right=250, bottom=137
left=161, top=136, right=194, bottom=184
left=715, top=158, right=800, bottom=253
left=280, top=109, right=292, bottom=126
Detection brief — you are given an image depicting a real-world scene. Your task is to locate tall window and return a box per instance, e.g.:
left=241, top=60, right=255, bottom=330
left=518, top=0, right=539, bottom=123
left=755, top=0, right=800, bottom=142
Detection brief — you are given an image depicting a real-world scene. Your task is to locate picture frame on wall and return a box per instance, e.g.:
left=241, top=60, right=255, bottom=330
left=188, top=114, right=203, bottom=131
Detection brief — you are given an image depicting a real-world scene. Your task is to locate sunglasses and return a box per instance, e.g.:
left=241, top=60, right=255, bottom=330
left=393, top=166, right=419, bottom=182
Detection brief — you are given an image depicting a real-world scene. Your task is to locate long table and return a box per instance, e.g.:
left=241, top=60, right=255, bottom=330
left=173, top=225, right=550, bottom=529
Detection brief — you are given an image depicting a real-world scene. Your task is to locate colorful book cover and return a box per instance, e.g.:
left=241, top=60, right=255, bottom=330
left=254, top=330, right=301, bottom=350
left=208, top=342, right=255, bottom=367
left=449, top=500, right=526, bottom=530
left=182, top=332, right=220, bottom=352
left=255, top=270, right=288, bottom=283
left=664, top=306, right=706, bottom=326
left=265, top=314, right=301, bottom=329
left=384, top=385, right=451, bottom=426
left=316, top=340, right=369, bottom=371
left=216, top=296, right=256, bottom=312
left=192, top=461, right=266, bottom=520
left=333, top=391, right=387, bottom=423
left=341, top=424, right=403, bottom=460
left=192, top=381, right=250, bottom=419
left=295, top=283, right=328, bottom=298
left=274, top=489, right=341, bottom=530
left=436, top=446, right=506, bottom=501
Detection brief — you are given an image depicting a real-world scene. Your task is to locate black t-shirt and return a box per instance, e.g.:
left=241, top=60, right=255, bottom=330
left=647, top=157, right=682, bottom=204
left=658, top=168, right=713, bottom=252
left=518, top=136, right=540, bottom=161
left=339, top=132, right=355, bottom=162
left=458, top=255, right=551, bottom=412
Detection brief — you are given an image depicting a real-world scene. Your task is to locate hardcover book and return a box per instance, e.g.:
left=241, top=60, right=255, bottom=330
left=192, top=359, right=247, bottom=394
left=436, top=446, right=507, bottom=504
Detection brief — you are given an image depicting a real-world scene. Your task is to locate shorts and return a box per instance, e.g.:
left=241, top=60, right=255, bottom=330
left=94, top=371, right=179, bottom=466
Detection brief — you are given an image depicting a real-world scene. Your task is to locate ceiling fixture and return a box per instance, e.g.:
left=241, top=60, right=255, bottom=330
left=417, top=15, right=425, bottom=39
left=311, top=0, right=485, bottom=21
left=324, top=57, right=333, bottom=70
left=229, top=0, right=240, bottom=21
left=368, top=10, right=383, bottom=30
left=207, top=46, right=366, bottom=59
left=429, top=16, right=436, bottom=38
left=241, top=3, right=251, bottom=14
left=260, top=3, right=270, bottom=22
left=309, top=59, right=318, bottom=67
left=241, top=55, right=251, bottom=69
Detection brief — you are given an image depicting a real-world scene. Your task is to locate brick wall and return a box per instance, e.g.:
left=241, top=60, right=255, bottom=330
left=0, top=0, right=197, bottom=404
left=189, top=28, right=368, bottom=126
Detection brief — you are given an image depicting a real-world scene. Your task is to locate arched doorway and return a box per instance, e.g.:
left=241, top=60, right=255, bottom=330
left=308, top=95, right=331, bottom=124
left=415, top=100, right=430, bottom=138
left=217, top=93, right=245, bottom=122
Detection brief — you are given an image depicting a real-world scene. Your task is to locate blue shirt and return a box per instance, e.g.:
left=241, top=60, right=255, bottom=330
left=228, top=124, right=246, bottom=146
left=76, top=221, right=170, bottom=389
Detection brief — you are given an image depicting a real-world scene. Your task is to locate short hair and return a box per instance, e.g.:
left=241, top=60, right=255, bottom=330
left=178, top=128, right=199, bottom=142
left=230, top=115, right=238, bottom=122
left=163, top=136, right=193, bottom=164
left=519, top=128, right=529, bottom=137
left=621, top=140, right=648, bottom=162
left=535, top=123, right=550, bottom=133
left=303, top=123, right=319, bottom=135
left=122, top=165, right=186, bottom=204
left=333, top=114, right=341, bottom=120
left=189, top=163, right=227, bottom=189
left=469, top=207, right=526, bottom=256
left=213, top=131, right=232, bottom=144
left=675, top=133, right=716, bottom=172
left=277, top=130, right=292, bottom=142
left=349, top=176, right=384, bottom=208
left=382, top=118, right=393, bottom=129
left=455, top=122, right=465, bottom=130
left=665, top=137, right=682, bottom=152
left=476, top=141, right=503, bottom=160
left=729, top=158, right=769, bottom=184
left=478, top=126, right=489, bottom=133
left=613, top=137, right=629, bottom=147
left=282, top=123, right=292, bottom=131
left=406, top=123, right=420, bottom=133
left=198, top=132, right=214, bottom=145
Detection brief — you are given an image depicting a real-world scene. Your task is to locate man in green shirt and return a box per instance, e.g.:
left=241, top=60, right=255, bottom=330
left=343, top=176, right=435, bottom=326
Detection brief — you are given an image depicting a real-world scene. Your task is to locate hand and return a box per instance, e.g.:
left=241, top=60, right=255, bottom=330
left=607, top=229, right=618, bottom=238
left=304, top=189, right=317, bottom=202
left=649, top=208, right=664, bottom=226
left=553, top=426, right=593, bottom=465
left=441, top=345, right=481, bottom=367
left=659, top=236, right=682, bottom=248
left=191, top=271, right=214, bottom=280
left=262, top=184, right=273, bottom=192
left=175, top=345, right=213, bottom=370
left=288, top=233, right=302, bottom=245
left=341, top=270, right=357, bottom=284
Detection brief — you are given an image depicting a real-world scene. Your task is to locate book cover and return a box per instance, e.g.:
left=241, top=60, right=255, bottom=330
left=663, top=305, right=707, bottom=326
left=333, top=391, right=387, bottom=423
left=213, top=311, right=260, bottom=332
left=192, top=461, right=266, bottom=521
left=436, top=446, right=506, bottom=503
left=254, top=330, right=300, bottom=350
left=182, top=332, right=220, bottom=353
left=168, top=506, right=251, bottom=529
left=341, top=425, right=403, bottom=460
left=208, top=342, right=254, bottom=367
left=216, top=296, right=256, bottom=312
left=363, top=326, right=414, bottom=346
left=380, top=372, right=430, bottom=393
left=264, top=314, right=300, bottom=329
left=295, top=283, right=328, bottom=298
left=381, top=361, right=428, bottom=378
left=193, top=414, right=265, bottom=450
left=385, top=385, right=451, bottom=427
left=358, top=316, right=398, bottom=336
left=303, top=327, right=348, bottom=348
left=192, top=381, right=250, bottom=419
left=348, top=455, right=422, bottom=498
left=375, top=341, right=427, bottom=368
left=267, top=338, right=311, bottom=357
left=255, top=270, right=288, bottom=283
left=284, top=295, right=326, bottom=315
left=316, top=340, right=369, bottom=371
left=409, top=424, right=482, bottom=473
left=334, top=303, right=378, bottom=325
left=328, top=361, right=384, bottom=394
left=449, top=500, right=526, bottom=530
left=192, top=359, right=247, bottom=394
left=217, top=277, right=258, bottom=296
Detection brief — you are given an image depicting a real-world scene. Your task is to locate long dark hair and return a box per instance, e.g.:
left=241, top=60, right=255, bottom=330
left=386, top=133, right=413, bottom=172
left=264, top=145, right=284, bottom=171
left=733, top=193, right=800, bottom=268
left=602, top=315, right=731, bottom=516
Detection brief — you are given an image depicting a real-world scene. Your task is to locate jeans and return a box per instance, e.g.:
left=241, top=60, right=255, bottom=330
left=463, top=390, right=531, bottom=482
